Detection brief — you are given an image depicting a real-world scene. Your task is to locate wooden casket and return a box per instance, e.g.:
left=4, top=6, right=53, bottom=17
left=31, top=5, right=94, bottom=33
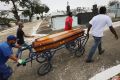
left=32, top=28, right=84, bottom=53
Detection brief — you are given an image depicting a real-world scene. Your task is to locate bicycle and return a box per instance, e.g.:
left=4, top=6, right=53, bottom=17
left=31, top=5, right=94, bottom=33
left=16, top=43, right=46, bottom=63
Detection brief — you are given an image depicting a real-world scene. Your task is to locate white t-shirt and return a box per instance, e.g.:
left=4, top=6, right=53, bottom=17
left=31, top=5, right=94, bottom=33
left=89, top=14, right=112, bottom=37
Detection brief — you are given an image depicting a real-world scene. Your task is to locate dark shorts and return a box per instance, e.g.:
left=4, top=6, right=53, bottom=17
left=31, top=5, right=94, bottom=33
left=0, top=65, right=13, bottom=80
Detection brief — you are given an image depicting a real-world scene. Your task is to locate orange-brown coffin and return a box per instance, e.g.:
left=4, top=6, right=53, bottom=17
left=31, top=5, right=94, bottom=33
left=32, top=28, right=84, bottom=53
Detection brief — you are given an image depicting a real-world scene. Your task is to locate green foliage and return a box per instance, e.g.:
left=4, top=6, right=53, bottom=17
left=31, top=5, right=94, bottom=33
left=0, top=11, right=9, bottom=17
left=22, top=10, right=31, bottom=17
left=109, top=0, right=119, bottom=6
left=34, top=5, right=44, bottom=14
left=0, top=0, right=19, bottom=2
left=20, top=0, right=39, bottom=21
left=44, top=5, right=49, bottom=13
left=0, top=0, right=50, bottom=21
left=34, top=5, right=49, bottom=14
left=0, top=17, right=15, bottom=26
left=0, top=0, right=9, bottom=3
left=20, top=0, right=49, bottom=21
left=0, top=0, right=20, bottom=21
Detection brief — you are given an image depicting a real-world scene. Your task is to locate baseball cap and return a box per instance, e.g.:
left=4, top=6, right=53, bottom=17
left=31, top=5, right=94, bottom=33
left=7, top=35, right=17, bottom=40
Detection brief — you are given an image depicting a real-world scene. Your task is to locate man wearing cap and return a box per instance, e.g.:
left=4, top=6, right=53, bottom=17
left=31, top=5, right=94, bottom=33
left=0, top=35, right=26, bottom=80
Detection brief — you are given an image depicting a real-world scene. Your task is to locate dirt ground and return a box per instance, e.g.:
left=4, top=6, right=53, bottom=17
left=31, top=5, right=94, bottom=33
left=1, top=20, right=120, bottom=80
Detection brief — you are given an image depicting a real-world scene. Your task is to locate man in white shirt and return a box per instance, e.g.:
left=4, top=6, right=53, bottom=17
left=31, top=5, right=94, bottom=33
left=86, top=6, right=118, bottom=63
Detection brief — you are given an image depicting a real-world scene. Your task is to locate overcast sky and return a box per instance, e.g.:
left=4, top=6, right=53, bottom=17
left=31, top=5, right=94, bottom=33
left=0, top=0, right=111, bottom=12
left=41, top=0, right=111, bottom=12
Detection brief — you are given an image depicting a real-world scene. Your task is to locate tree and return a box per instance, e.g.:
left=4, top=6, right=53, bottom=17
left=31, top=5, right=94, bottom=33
left=108, top=0, right=119, bottom=6
left=44, top=5, right=50, bottom=13
left=34, top=5, right=44, bottom=14
left=0, top=11, right=15, bottom=27
left=0, top=0, right=49, bottom=22
left=34, top=5, right=44, bottom=19
left=20, top=0, right=41, bottom=21
left=34, top=4, right=49, bottom=19
left=0, top=11, right=9, bottom=18
left=20, top=0, right=49, bottom=21
left=0, top=0, right=20, bottom=21
left=22, top=10, right=31, bottom=17
left=41, top=5, right=49, bottom=19
left=108, top=0, right=120, bottom=18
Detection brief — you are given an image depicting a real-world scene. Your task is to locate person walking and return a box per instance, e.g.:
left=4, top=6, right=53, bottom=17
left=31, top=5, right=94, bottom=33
left=0, top=35, right=26, bottom=80
left=16, top=23, right=34, bottom=58
left=64, top=12, right=76, bottom=48
left=86, top=6, right=118, bottom=63
left=64, top=12, right=73, bottom=31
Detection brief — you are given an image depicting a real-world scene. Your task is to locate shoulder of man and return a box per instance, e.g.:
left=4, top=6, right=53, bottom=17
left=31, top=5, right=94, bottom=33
left=0, top=42, right=9, bottom=50
left=104, top=15, right=112, bottom=20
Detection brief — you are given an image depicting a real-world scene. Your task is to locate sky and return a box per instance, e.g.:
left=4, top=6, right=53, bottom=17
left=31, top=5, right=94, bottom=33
left=41, top=0, right=111, bottom=12
left=0, top=0, right=111, bottom=12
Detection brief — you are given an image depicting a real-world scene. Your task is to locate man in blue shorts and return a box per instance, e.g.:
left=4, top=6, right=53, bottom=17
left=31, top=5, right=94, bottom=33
left=0, top=35, right=26, bottom=80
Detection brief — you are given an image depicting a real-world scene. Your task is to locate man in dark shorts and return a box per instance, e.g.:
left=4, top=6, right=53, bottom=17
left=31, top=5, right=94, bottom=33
left=0, top=35, right=26, bottom=80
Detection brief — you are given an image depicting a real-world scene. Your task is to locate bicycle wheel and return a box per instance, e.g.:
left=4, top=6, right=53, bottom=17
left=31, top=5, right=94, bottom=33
left=36, top=54, right=47, bottom=63
left=74, top=47, right=85, bottom=57
left=37, top=62, right=52, bottom=76
left=65, top=41, right=77, bottom=53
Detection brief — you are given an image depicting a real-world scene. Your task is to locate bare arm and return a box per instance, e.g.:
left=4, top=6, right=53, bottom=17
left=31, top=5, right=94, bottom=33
left=87, top=24, right=92, bottom=35
left=9, top=55, right=26, bottom=65
left=14, top=44, right=21, bottom=48
left=9, top=55, right=18, bottom=62
left=24, top=34, right=33, bottom=38
left=109, top=26, right=118, bottom=39
left=23, top=32, right=34, bottom=38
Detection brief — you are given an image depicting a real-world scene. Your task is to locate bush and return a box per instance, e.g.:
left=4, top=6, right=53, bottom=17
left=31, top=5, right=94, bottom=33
left=0, top=17, right=15, bottom=27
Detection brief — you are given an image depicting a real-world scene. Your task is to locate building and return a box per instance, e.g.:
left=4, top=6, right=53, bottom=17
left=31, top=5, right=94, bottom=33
left=108, top=2, right=120, bottom=17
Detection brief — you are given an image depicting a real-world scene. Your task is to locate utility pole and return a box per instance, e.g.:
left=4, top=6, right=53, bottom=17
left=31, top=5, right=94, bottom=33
left=66, top=1, right=70, bottom=14
left=115, top=3, right=119, bottom=18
